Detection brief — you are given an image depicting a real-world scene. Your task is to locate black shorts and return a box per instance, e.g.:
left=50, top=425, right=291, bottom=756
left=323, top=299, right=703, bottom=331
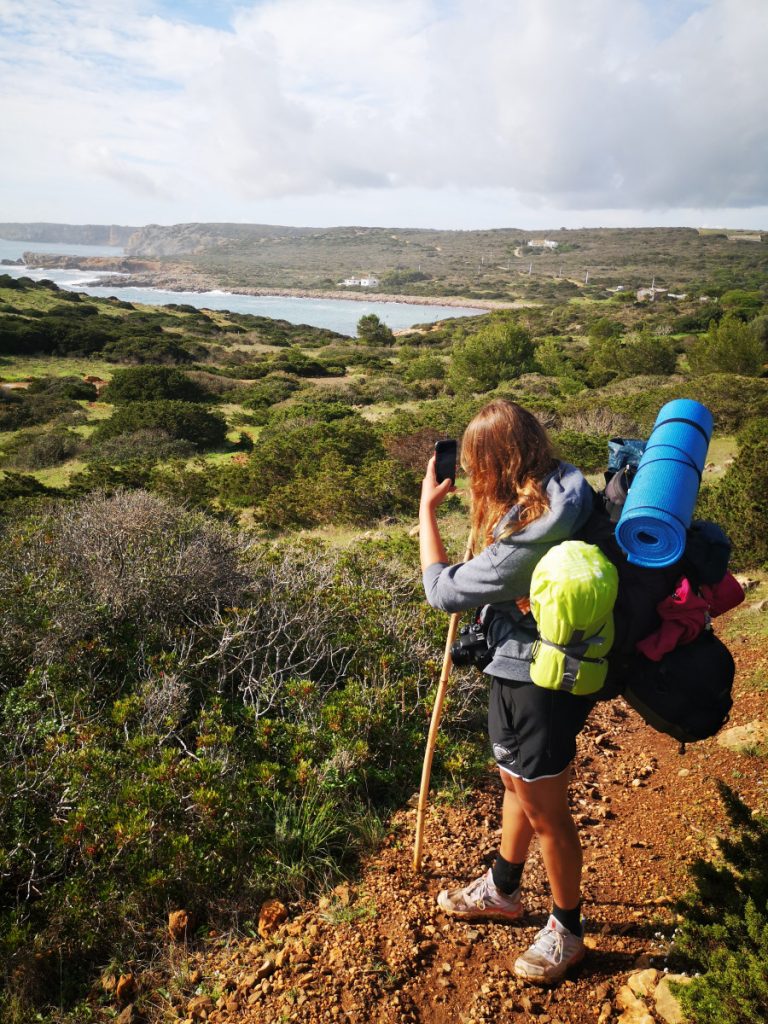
left=488, top=677, right=595, bottom=783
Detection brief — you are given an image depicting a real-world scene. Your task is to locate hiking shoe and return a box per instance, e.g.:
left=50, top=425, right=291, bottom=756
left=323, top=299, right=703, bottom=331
left=437, top=868, right=524, bottom=922
left=514, top=914, right=586, bottom=984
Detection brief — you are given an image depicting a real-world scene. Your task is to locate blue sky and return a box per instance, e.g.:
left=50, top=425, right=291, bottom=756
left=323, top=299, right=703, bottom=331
left=1, top=0, right=766, bottom=230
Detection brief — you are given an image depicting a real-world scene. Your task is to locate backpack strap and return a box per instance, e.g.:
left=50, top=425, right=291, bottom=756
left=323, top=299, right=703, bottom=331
left=537, top=626, right=610, bottom=693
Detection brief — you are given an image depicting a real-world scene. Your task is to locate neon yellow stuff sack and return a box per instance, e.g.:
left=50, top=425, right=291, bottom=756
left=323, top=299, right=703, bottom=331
left=529, top=540, right=619, bottom=696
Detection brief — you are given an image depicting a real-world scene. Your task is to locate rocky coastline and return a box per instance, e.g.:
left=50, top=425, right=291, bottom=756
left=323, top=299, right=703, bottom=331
left=17, top=254, right=524, bottom=311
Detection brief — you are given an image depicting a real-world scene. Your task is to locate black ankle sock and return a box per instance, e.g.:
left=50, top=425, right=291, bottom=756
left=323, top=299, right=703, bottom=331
left=491, top=853, right=525, bottom=895
left=552, top=901, right=582, bottom=936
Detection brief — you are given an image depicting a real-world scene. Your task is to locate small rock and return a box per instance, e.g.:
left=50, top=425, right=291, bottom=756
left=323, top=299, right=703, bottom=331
left=733, top=575, right=758, bottom=591
left=598, top=1001, right=612, bottom=1024
left=716, top=721, right=768, bottom=753
left=746, top=599, right=768, bottom=613
left=258, top=898, right=288, bottom=938
left=187, top=994, right=215, bottom=1020
left=678, top=768, right=690, bottom=777
left=627, top=968, right=660, bottom=997
left=655, top=974, right=693, bottom=1024
left=168, top=909, right=189, bottom=942
left=256, top=958, right=275, bottom=980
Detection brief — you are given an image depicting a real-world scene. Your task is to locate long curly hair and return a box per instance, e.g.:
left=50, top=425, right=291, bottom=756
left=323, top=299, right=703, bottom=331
left=461, top=399, right=557, bottom=551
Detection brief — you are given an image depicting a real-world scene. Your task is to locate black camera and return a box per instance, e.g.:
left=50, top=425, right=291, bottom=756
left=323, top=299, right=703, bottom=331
left=451, top=619, right=492, bottom=669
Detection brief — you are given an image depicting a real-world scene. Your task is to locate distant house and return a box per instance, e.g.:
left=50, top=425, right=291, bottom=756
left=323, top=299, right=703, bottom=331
left=340, top=275, right=380, bottom=287
left=636, top=286, right=668, bottom=302
left=726, top=233, right=763, bottom=242
left=527, top=239, right=559, bottom=250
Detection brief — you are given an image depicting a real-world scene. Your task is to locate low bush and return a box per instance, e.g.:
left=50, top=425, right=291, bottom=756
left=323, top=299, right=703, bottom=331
left=696, top=433, right=768, bottom=569
left=94, top=400, right=228, bottom=449
left=218, top=408, right=419, bottom=528
left=551, top=429, right=609, bottom=472
left=0, top=494, right=479, bottom=1021
left=1, top=426, right=83, bottom=470
left=672, top=784, right=768, bottom=1024
left=27, top=376, right=98, bottom=400
left=87, top=428, right=198, bottom=465
left=0, top=391, right=82, bottom=432
left=103, top=365, right=213, bottom=403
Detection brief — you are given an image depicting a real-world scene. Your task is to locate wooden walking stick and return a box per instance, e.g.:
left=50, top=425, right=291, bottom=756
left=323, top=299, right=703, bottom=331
left=413, top=535, right=473, bottom=872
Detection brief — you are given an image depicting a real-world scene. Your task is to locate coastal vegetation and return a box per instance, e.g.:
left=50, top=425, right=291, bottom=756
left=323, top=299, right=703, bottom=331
left=0, top=242, right=767, bottom=1022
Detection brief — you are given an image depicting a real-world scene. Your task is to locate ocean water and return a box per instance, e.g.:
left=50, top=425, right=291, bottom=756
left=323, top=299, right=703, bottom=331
left=0, top=238, right=485, bottom=336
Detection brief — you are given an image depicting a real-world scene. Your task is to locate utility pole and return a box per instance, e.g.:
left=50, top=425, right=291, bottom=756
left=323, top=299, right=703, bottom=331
left=528, top=262, right=533, bottom=275
left=585, top=271, right=589, bottom=285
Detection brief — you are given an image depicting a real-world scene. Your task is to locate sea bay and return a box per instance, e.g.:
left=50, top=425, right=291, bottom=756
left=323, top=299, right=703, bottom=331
left=0, top=239, right=485, bottom=336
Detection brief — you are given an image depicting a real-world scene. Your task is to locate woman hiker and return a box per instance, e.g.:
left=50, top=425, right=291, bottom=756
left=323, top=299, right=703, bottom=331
left=419, top=399, right=596, bottom=984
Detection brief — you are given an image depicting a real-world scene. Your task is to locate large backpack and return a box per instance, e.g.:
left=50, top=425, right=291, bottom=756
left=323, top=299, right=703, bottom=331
left=576, top=437, right=738, bottom=747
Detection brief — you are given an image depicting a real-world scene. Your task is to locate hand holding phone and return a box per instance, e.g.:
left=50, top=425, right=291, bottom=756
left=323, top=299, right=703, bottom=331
left=434, top=439, right=457, bottom=485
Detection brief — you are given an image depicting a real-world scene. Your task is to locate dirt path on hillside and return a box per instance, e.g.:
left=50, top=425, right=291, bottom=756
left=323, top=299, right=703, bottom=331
left=168, top=636, right=766, bottom=1024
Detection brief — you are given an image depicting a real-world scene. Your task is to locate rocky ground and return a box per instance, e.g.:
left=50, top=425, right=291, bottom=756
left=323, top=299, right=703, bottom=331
left=113, top=599, right=767, bottom=1024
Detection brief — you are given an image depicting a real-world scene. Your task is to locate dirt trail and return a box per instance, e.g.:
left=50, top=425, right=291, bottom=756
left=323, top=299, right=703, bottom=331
left=175, top=637, right=766, bottom=1024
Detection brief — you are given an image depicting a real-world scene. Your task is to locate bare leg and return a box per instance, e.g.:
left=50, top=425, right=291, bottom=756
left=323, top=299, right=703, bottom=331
left=499, top=768, right=534, bottom=863
left=511, top=767, right=581, bottom=909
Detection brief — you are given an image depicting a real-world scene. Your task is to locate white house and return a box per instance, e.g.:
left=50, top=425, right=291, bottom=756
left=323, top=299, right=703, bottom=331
left=527, top=239, right=559, bottom=250
left=340, top=275, right=380, bottom=287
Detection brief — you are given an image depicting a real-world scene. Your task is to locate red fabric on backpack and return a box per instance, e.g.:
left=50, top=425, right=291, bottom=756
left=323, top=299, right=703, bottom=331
left=636, top=572, right=745, bottom=662
left=636, top=578, right=708, bottom=661
left=701, top=572, right=745, bottom=617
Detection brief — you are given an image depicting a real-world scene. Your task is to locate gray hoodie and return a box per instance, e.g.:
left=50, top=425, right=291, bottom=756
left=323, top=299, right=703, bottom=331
left=422, top=462, right=594, bottom=681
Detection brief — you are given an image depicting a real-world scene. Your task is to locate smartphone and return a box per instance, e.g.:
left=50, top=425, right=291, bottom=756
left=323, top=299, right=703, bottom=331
left=434, top=439, right=457, bottom=484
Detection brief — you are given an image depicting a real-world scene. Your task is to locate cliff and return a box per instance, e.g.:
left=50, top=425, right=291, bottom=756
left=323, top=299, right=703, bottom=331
left=0, top=223, right=136, bottom=246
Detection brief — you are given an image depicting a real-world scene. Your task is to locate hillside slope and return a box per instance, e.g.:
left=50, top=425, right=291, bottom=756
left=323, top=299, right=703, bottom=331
left=151, top=593, right=768, bottom=1024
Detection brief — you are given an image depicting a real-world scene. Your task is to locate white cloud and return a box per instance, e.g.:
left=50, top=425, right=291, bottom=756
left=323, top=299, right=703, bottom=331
left=0, top=0, right=766, bottom=225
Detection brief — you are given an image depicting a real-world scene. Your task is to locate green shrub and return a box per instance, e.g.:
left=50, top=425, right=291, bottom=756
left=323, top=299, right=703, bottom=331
left=0, top=471, right=51, bottom=504
left=242, top=372, right=304, bottom=410
left=0, top=391, right=82, bottom=432
left=94, top=400, right=228, bottom=449
left=696, top=437, right=768, bottom=568
left=27, top=376, right=98, bottom=401
left=87, top=428, right=198, bottom=465
left=101, top=336, right=202, bottom=364
left=357, top=314, right=395, bottom=347
left=0, top=494, right=477, bottom=1020
left=551, top=430, right=609, bottom=472
left=1, top=427, right=82, bottom=470
left=218, top=410, right=418, bottom=528
left=103, top=365, right=212, bottom=403
left=449, top=322, right=536, bottom=393
left=689, top=315, right=766, bottom=376
left=672, top=784, right=768, bottom=1024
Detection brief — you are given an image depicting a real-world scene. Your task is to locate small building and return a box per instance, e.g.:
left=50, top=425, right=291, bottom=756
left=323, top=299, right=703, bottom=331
left=340, top=275, right=380, bottom=287
left=527, top=239, right=559, bottom=250
left=726, top=233, right=763, bottom=242
left=636, top=286, right=668, bottom=302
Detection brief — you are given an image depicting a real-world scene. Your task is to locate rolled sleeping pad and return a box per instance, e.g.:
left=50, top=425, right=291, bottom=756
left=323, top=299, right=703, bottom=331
left=615, top=399, right=714, bottom=568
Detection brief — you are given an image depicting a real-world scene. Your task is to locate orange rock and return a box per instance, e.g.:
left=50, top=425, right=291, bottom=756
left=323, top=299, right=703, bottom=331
left=258, top=898, right=288, bottom=938
left=169, top=909, right=189, bottom=942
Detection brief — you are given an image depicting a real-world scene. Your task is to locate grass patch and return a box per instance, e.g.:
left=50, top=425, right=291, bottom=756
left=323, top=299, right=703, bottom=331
left=32, top=458, right=88, bottom=487
left=0, top=356, right=115, bottom=381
